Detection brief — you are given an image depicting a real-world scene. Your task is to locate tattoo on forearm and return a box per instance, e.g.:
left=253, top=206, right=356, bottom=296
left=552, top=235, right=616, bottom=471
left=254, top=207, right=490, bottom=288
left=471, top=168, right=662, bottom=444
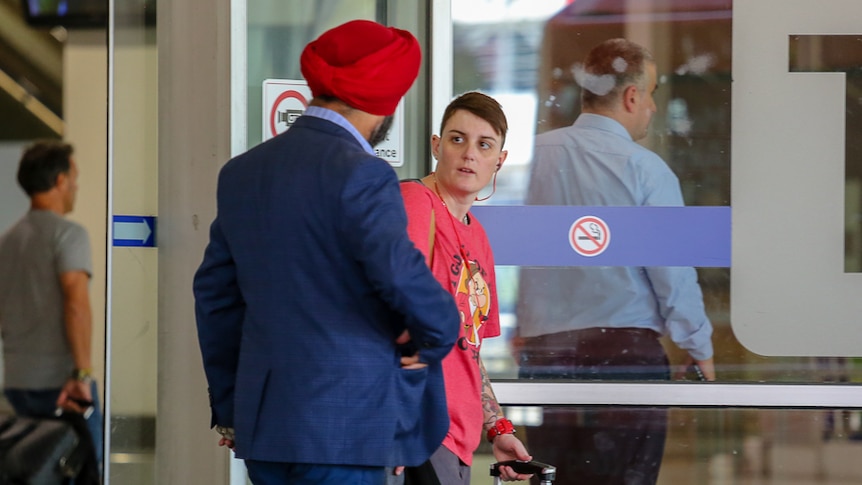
left=480, top=358, right=503, bottom=428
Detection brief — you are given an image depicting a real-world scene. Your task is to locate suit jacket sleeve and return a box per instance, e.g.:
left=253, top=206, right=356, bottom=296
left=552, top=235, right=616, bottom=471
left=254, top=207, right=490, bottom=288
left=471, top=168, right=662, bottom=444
left=193, top=215, right=245, bottom=428
left=340, top=162, right=459, bottom=365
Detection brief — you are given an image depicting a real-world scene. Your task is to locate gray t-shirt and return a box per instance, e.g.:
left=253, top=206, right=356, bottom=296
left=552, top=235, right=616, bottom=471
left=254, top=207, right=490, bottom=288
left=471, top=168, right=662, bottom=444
left=0, top=209, right=92, bottom=389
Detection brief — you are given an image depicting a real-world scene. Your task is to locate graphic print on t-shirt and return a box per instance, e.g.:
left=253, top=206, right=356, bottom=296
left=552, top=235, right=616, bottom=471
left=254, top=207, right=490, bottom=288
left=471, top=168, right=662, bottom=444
left=454, top=256, right=491, bottom=348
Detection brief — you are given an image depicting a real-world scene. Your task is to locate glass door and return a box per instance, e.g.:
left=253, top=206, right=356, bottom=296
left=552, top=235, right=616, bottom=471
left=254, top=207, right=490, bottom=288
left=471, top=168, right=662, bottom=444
left=450, top=0, right=862, bottom=483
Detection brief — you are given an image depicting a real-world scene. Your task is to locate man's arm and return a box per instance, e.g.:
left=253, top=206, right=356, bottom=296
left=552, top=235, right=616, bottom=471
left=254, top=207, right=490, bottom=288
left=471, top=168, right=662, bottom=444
left=341, top=161, right=459, bottom=363
left=641, top=154, right=715, bottom=378
left=193, top=217, right=245, bottom=430
left=57, top=270, right=93, bottom=412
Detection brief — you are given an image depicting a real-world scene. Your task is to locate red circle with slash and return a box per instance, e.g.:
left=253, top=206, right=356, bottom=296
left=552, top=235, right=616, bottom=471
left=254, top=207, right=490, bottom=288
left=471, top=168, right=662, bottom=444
left=569, top=216, right=611, bottom=257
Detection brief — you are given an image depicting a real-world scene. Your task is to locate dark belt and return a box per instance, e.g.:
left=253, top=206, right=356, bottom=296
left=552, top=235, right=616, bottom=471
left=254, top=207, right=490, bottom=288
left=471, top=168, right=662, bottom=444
left=522, top=327, right=659, bottom=348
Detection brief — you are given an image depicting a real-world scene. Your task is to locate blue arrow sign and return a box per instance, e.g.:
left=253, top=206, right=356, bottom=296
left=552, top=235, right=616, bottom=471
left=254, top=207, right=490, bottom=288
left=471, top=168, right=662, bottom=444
left=113, top=215, right=156, bottom=247
left=470, top=206, right=730, bottom=267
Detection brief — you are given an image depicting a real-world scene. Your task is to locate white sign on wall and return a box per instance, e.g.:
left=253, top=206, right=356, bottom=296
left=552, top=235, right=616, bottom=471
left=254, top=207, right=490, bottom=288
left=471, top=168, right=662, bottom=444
left=262, top=79, right=405, bottom=167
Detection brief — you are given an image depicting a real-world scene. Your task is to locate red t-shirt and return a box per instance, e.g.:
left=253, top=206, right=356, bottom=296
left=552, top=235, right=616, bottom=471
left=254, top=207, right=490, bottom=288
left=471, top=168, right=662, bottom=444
left=400, top=181, right=501, bottom=465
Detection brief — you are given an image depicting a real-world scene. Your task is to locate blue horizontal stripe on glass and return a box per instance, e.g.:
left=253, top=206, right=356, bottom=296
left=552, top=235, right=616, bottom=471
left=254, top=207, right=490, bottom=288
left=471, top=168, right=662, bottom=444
left=470, top=206, right=730, bottom=267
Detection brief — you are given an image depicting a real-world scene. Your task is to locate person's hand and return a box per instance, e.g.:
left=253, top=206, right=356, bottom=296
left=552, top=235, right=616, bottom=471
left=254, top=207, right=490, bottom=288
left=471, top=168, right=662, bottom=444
left=216, top=425, right=236, bottom=450
left=695, top=357, right=716, bottom=381
left=56, top=378, right=93, bottom=414
left=400, top=353, right=427, bottom=369
left=675, top=355, right=716, bottom=381
left=218, top=436, right=235, bottom=449
left=396, top=330, right=411, bottom=345
left=492, top=433, right=533, bottom=481
left=218, top=436, right=235, bottom=450
left=396, top=330, right=427, bottom=369
left=393, top=466, right=405, bottom=476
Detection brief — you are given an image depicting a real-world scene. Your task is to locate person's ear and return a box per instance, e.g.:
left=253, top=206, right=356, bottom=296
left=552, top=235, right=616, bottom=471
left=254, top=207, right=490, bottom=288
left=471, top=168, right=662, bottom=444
left=622, top=85, right=639, bottom=113
left=54, top=172, right=68, bottom=191
left=431, top=134, right=441, bottom=161
left=496, top=150, right=508, bottom=171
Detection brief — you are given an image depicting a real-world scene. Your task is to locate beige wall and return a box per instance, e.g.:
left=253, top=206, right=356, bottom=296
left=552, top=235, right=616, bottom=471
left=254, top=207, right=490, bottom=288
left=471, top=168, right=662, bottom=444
left=64, top=30, right=108, bottom=398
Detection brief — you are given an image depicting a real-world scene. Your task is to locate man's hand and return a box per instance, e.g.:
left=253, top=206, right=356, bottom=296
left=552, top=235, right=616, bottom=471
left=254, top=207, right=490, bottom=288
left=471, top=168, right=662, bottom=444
left=56, top=378, right=93, bottom=414
left=492, top=434, right=533, bottom=481
left=396, top=330, right=411, bottom=345
left=216, top=426, right=236, bottom=450
left=694, top=357, right=716, bottom=381
left=218, top=436, right=235, bottom=450
left=675, top=355, right=716, bottom=381
left=396, top=330, right=427, bottom=369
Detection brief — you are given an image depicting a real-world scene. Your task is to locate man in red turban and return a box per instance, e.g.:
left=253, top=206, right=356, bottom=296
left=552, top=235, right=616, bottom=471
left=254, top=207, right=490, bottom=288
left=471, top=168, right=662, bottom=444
left=195, top=19, right=459, bottom=485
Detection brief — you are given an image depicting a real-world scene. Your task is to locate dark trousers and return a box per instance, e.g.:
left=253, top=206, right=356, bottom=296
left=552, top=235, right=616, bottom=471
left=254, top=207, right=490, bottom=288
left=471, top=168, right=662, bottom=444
left=245, top=460, right=386, bottom=485
left=518, top=328, right=670, bottom=485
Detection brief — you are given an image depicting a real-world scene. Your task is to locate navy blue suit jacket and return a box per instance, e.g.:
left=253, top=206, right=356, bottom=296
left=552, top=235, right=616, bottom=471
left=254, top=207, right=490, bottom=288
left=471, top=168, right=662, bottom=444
left=193, top=114, right=460, bottom=466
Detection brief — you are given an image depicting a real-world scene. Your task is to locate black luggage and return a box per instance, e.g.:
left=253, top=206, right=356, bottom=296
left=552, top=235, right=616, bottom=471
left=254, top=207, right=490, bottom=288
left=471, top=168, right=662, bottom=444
left=0, top=414, right=87, bottom=485
left=490, top=460, right=556, bottom=485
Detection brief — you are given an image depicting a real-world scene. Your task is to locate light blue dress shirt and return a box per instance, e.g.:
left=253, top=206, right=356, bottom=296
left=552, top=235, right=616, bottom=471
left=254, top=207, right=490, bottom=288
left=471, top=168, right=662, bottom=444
left=302, top=106, right=375, bottom=155
left=516, top=113, right=713, bottom=360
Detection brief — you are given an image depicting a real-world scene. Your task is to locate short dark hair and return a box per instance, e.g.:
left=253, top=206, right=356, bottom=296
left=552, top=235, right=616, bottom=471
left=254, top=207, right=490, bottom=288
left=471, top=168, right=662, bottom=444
left=17, top=140, right=74, bottom=196
left=440, top=92, right=508, bottom=148
left=579, top=38, right=654, bottom=110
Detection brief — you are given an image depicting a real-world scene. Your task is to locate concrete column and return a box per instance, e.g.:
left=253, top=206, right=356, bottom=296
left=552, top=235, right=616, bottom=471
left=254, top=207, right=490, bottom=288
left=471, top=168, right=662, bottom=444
left=156, top=0, right=233, bottom=482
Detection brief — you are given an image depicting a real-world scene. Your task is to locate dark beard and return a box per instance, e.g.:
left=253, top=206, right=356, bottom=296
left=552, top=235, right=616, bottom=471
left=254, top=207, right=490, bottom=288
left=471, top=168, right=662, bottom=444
left=367, top=115, right=394, bottom=147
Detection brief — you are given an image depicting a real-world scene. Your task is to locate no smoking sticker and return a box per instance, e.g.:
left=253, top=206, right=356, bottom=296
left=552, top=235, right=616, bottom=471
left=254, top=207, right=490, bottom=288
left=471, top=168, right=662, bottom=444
left=569, top=216, right=610, bottom=257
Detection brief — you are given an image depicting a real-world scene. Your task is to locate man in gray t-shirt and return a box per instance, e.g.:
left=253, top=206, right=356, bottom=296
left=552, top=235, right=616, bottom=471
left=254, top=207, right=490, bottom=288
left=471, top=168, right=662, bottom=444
left=0, top=140, right=102, bottom=471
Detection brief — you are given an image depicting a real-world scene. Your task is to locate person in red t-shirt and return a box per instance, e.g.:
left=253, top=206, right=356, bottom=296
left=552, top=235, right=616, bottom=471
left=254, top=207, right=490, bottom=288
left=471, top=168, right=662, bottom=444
left=397, top=92, right=532, bottom=484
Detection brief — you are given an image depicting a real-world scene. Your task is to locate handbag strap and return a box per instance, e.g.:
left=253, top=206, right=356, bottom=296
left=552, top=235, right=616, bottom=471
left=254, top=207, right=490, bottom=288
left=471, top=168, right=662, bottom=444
left=400, top=178, right=436, bottom=266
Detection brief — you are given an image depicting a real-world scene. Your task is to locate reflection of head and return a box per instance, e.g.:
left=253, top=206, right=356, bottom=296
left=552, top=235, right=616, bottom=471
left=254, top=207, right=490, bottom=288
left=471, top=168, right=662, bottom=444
left=439, top=91, right=508, bottom=149
left=300, top=20, right=421, bottom=116
left=578, top=39, right=654, bottom=111
left=17, top=140, right=73, bottom=196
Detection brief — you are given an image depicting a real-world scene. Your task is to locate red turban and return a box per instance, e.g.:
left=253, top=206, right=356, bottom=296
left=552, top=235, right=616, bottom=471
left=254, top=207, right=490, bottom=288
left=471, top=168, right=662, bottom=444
left=300, top=20, right=421, bottom=116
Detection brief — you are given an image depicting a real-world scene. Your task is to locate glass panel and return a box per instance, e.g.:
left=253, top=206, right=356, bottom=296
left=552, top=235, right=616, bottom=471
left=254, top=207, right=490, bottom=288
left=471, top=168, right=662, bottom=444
left=246, top=0, right=430, bottom=179
left=109, top=4, right=158, bottom=484
left=453, top=0, right=862, bottom=383
left=468, top=406, right=862, bottom=484
left=472, top=407, right=862, bottom=485
left=246, top=0, right=377, bottom=147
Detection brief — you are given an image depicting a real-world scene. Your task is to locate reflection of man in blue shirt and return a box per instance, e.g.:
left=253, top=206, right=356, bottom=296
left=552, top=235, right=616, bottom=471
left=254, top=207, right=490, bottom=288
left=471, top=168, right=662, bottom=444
left=516, top=38, right=714, bottom=485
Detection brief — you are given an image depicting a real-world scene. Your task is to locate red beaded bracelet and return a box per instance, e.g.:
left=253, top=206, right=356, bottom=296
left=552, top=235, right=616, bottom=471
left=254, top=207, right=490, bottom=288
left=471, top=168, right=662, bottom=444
left=486, top=417, right=515, bottom=443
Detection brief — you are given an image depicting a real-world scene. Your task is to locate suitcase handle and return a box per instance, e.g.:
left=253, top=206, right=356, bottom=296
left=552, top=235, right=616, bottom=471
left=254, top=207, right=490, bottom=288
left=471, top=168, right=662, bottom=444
left=490, top=460, right=556, bottom=483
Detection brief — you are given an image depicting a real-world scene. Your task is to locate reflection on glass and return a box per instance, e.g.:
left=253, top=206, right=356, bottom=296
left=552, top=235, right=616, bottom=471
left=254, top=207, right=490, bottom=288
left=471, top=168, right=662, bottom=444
left=245, top=0, right=378, bottom=146
left=455, top=0, right=861, bottom=386
left=467, top=406, right=862, bottom=485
